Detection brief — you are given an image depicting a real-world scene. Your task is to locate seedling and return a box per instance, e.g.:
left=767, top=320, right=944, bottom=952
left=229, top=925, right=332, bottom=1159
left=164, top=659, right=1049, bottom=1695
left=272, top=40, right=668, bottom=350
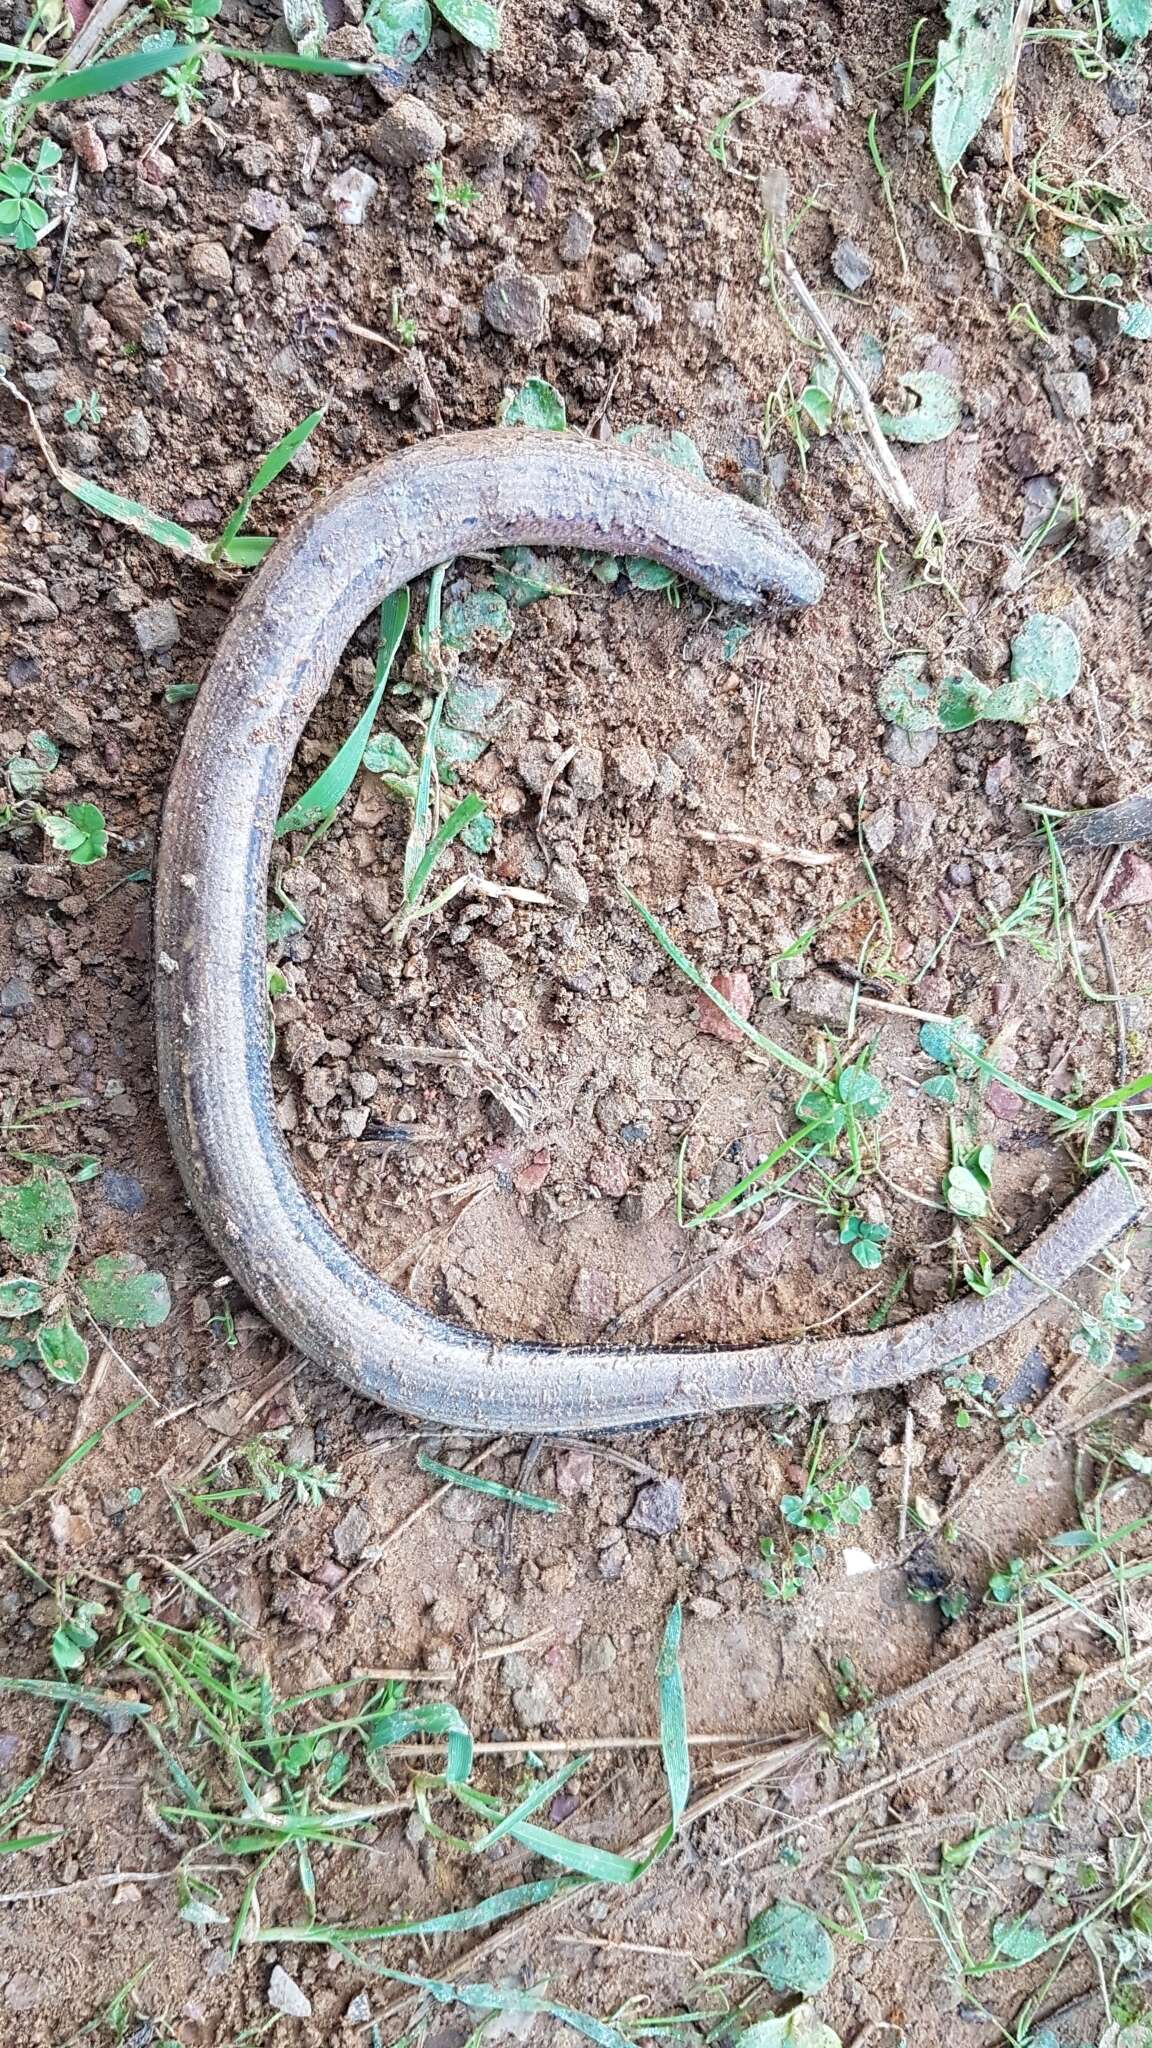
left=423, top=160, right=476, bottom=227
left=780, top=1422, right=873, bottom=1539
left=64, top=389, right=103, bottom=428
left=838, top=1212, right=891, bottom=1270
left=0, top=135, right=60, bottom=248
left=42, top=397, right=324, bottom=568
left=390, top=288, right=417, bottom=346
left=172, top=1428, right=339, bottom=1539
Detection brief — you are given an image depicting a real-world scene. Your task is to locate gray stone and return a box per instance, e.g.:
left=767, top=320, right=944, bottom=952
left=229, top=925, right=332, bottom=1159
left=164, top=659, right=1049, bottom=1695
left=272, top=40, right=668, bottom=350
left=482, top=271, right=548, bottom=344
left=116, top=409, right=152, bottom=464
left=241, top=188, right=292, bottom=233
left=263, top=221, right=304, bottom=274
left=831, top=235, right=873, bottom=291
left=185, top=238, right=232, bottom=291
left=21, top=330, right=59, bottom=367
left=139, top=312, right=171, bottom=357
left=1084, top=503, right=1139, bottom=562
left=267, top=1965, right=311, bottom=2019
left=62, top=430, right=100, bottom=470
left=133, top=600, right=180, bottom=655
left=577, top=81, right=625, bottom=142
left=1046, top=369, right=1092, bottom=422
left=608, top=742, right=655, bottom=794
left=788, top=969, right=854, bottom=1032
left=54, top=696, right=90, bottom=753
left=627, top=1476, right=682, bottom=1537
left=861, top=802, right=896, bottom=855
left=567, top=745, right=603, bottom=799
left=614, top=47, right=662, bottom=115
left=550, top=862, right=589, bottom=909
left=682, top=881, right=720, bottom=933
left=84, top=237, right=132, bottom=294
left=883, top=724, right=937, bottom=769
left=332, top=1501, right=373, bottom=1565
left=369, top=94, right=446, bottom=167
left=346, top=1991, right=372, bottom=2024
left=100, top=1170, right=146, bottom=1214
left=559, top=206, right=595, bottom=265
left=0, top=978, right=34, bottom=1018
left=580, top=1631, right=617, bottom=1677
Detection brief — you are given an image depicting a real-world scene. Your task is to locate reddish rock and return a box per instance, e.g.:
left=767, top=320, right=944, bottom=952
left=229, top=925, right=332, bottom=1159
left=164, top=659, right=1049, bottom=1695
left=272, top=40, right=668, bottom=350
left=697, top=969, right=754, bottom=1043
left=1104, top=849, right=1152, bottom=910
left=986, top=1079, right=1021, bottom=1119
left=512, top=1148, right=550, bottom=1195
left=70, top=119, right=107, bottom=175
left=556, top=1447, right=595, bottom=1496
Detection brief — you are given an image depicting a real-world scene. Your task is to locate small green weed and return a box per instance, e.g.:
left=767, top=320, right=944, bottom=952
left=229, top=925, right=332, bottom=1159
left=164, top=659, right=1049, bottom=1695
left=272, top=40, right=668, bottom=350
left=0, top=1166, right=170, bottom=1384
left=172, top=1428, right=339, bottom=1540
left=0, top=135, right=59, bottom=248
left=423, top=159, right=476, bottom=226
left=63, top=388, right=103, bottom=428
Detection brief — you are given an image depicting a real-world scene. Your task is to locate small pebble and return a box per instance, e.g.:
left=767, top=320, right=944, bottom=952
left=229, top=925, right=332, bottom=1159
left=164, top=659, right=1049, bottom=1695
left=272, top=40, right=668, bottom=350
left=482, top=271, right=548, bottom=344
left=185, top=238, right=232, bottom=291
left=627, top=1477, right=682, bottom=1537
left=831, top=235, right=873, bottom=291
left=368, top=95, right=447, bottom=167
left=267, top=1965, right=311, bottom=2019
left=132, top=600, right=180, bottom=655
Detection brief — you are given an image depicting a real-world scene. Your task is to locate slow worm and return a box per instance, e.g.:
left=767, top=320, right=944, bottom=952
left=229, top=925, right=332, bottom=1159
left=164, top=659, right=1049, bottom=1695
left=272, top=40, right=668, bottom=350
left=154, top=431, right=1142, bottom=1429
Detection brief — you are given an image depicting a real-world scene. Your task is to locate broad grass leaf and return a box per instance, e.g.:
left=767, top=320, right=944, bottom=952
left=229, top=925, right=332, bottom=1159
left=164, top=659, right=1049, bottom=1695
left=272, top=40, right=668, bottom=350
left=0, top=1170, right=77, bottom=1282
left=931, top=0, right=1015, bottom=176
left=79, top=1253, right=171, bottom=1329
left=433, top=0, right=500, bottom=48
left=748, top=1901, right=835, bottom=1995
left=877, top=370, right=961, bottom=444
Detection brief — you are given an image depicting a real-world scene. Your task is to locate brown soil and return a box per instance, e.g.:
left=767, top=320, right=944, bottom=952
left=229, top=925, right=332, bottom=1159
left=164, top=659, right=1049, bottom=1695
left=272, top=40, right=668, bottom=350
left=1, top=0, right=1151, bottom=2040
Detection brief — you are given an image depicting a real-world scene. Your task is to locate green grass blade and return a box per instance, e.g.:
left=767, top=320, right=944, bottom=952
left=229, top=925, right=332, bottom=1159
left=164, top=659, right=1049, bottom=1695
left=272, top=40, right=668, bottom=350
left=0, top=42, right=55, bottom=62
left=624, top=888, right=823, bottom=1085
left=276, top=587, right=409, bottom=837
left=61, top=473, right=212, bottom=561
left=453, top=1783, right=645, bottom=1882
left=364, top=1698, right=473, bottom=1783
left=257, top=1877, right=569, bottom=1945
left=403, top=792, right=486, bottom=908
left=404, top=690, right=445, bottom=896
left=656, top=1602, right=689, bottom=1829
left=0, top=1829, right=63, bottom=1854
left=26, top=42, right=203, bottom=99
left=213, top=43, right=385, bottom=73
left=0, top=1677, right=150, bottom=1718
left=215, top=408, right=324, bottom=560
left=265, top=1950, right=633, bottom=2048
left=35, top=1397, right=144, bottom=1491
left=217, top=534, right=275, bottom=567
left=415, top=1449, right=561, bottom=1515
left=468, top=1755, right=588, bottom=1854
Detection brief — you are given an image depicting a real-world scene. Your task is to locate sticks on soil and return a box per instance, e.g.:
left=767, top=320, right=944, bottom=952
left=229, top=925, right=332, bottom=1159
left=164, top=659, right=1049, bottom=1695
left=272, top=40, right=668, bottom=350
left=761, top=193, right=926, bottom=537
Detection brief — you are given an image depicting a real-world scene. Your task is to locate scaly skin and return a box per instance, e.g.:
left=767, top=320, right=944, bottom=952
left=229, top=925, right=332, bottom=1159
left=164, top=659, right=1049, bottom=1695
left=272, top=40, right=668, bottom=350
left=153, top=431, right=1142, bottom=1430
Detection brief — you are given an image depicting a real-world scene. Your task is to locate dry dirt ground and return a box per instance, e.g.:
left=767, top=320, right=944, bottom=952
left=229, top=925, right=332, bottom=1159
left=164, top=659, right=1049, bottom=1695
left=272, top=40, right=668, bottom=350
left=1, top=0, right=1152, bottom=2040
